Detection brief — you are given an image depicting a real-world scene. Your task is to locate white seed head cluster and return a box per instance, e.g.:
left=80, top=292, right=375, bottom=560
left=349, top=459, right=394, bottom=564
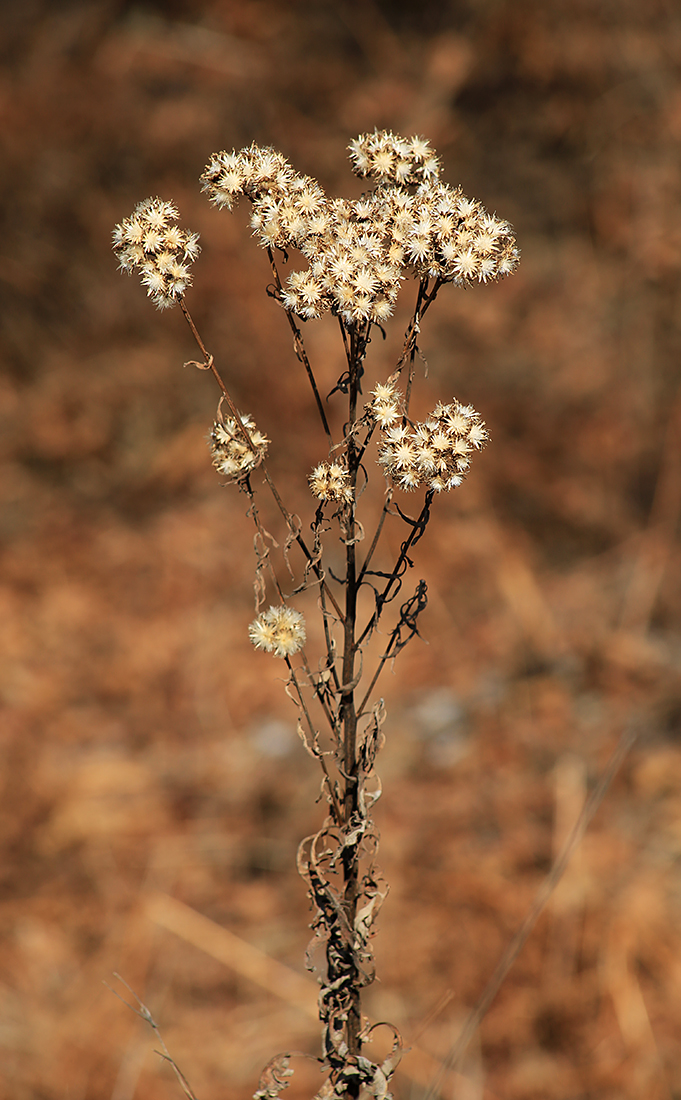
left=369, top=380, right=404, bottom=428
left=378, top=399, right=489, bottom=493
left=200, top=132, right=519, bottom=325
left=308, top=461, right=354, bottom=504
left=249, top=605, right=306, bottom=658
left=209, top=414, right=269, bottom=480
left=348, top=130, right=441, bottom=187
left=112, top=198, right=200, bottom=309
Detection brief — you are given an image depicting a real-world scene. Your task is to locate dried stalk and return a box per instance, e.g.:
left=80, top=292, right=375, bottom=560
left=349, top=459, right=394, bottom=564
left=112, top=131, right=521, bottom=1100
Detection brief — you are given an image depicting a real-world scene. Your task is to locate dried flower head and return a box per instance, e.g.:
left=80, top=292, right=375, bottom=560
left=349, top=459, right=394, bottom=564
left=348, top=130, right=441, bottom=187
left=378, top=399, right=489, bottom=492
left=369, top=380, right=404, bottom=428
left=112, top=198, right=200, bottom=309
left=201, top=144, right=297, bottom=212
left=249, top=605, right=306, bottom=658
left=308, top=461, right=354, bottom=504
left=210, top=414, right=269, bottom=481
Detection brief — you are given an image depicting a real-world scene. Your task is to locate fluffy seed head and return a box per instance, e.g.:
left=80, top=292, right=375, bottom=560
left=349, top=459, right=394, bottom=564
left=369, top=380, right=404, bottom=428
left=378, top=397, right=488, bottom=493
left=113, top=198, right=200, bottom=309
left=309, top=461, right=354, bottom=504
left=209, top=414, right=269, bottom=481
left=249, top=606, right=306, bottom=658
left=193, top=135, right=519, bottom=324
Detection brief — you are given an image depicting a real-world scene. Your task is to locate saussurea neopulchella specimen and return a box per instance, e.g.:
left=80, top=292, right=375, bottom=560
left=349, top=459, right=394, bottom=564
left=113, top=128, right=519, bottom=1100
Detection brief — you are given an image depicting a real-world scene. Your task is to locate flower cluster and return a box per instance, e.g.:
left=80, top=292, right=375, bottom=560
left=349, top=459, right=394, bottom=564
left=112, top=198, right=200, bottom=309
left=200, top=144, right=306, bottom=213
left=348, top=129, right=441, bottom=187
left=209, top=414, right=269, bottom=481
left=249, top=605, right=306, bottom=658
left=395, top=181, right=519, bottom=285
left=308, top=461, right=354, bottom=504
left=378, top=399, right=489, bottom=492
left=200, top=132, right=519, bottom=325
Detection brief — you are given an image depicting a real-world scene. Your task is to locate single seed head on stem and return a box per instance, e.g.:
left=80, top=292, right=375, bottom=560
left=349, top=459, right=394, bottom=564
left=309, top=461, right=354, bottom=504
left=112, top=198, right=200, bottom=309
left=210, top=415, right=269, bottom=481
left=249, top=606, right=306, bottom=658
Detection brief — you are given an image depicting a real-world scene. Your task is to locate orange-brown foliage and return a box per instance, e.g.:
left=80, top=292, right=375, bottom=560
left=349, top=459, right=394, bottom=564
left=1, top=2, right=681, bottom=1098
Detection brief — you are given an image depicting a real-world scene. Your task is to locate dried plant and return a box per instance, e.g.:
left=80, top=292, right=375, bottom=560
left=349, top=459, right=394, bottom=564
left=113, top=129, right=520, bottom=1100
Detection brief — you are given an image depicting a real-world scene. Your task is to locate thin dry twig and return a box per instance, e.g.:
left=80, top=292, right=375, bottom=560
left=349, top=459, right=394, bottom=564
left=105, top=973, right=199, bottom=1100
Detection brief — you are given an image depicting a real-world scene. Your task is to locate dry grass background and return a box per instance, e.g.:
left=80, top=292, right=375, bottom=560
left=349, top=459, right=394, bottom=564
left=2, top=1, right=681, bottom=1097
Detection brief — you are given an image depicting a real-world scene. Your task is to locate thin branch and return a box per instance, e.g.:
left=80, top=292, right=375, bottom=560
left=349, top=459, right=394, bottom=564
left=179, top=300, right=345, bottom=623
left=244, top=481, right=287, bottom=603
left=356, top=580, right=428, bottom=718
left=337, top=313, right=352, bottom=368
left=297, top=648, right=340, bottom=737
left=389, top=277, right=443, bottom=415
left=105, top=973, right=199, bottom=1100
left=356, top=492, right=433, bottom=650
left=357, top=490, right=393, bottom=587
left=319, top=583, right=342, bottom=695
left=267, top=247, right=333, bottom=445
left=154, top=1053, right=201, bottom=1100
left=285, top=656, right=343, bottom=825
left=181, top=301, right=258, bottom=457
left=396, top=278, right=442, bottom=373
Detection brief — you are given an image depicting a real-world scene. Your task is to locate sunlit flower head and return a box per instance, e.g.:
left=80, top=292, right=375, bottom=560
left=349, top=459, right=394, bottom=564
left=377, top=397, right=488, bottom=493
left=309, top=461, right=354, bottom=504
left=112, top=198, right=200, bottom=309
left=249, top=606, right=306, bottom=658
left=209, top=414, right=269, bottom=481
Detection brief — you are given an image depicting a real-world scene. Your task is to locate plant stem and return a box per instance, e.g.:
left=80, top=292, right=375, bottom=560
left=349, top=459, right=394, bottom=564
left=341, top=324, right=362, bottom=1058
left=357, top=490, right=393, bottom=587
left=266, top=248, right=333, bottom=445
left=356, top=493, right=433, bottom=650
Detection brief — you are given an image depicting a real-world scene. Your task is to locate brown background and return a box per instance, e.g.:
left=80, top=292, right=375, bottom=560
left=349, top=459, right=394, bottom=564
left=2, top=1, right=681, bottom=1098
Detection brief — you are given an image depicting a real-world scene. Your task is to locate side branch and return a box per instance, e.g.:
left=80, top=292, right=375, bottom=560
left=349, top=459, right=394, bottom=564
left=267, top=247, right=333, bottom=445
left=356, top=491, right=434, bottom=649
left=357, top=580, right=428, bottom=718
left=180, top=299, right=345, bottom=624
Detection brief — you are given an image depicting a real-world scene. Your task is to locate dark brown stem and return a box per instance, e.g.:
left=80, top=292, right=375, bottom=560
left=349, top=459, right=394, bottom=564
left=298, top=650, right=339, bottom=738
left=319, top=584, right=342, bottom=697
left=260, top=468, right=345, bottom=624
left=267, top=248, right=333, bottom=445
left=243, top=480, right=287, bottom=603
left=356, top=493, right=433, bottom=650
left=285, top=658, right=343, bottom=825
left=337, top=312, right=351, bottom=365
left=356, top=617, right=402, bottom=719
left=245, top=485, right=342, bottom=747
left=180, top=298, right=257, bottom=453
left=357, top=489, right=393, bottom=588
left=397, top=277, right=442, bottom=369
left=395, top=278, right=443, bottom=412
left=340, top=323, right=362, bottom=1058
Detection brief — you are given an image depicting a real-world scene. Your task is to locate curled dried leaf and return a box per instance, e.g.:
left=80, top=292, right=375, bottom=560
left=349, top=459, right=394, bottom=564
left=254, top=1053, right=320, bottom=1100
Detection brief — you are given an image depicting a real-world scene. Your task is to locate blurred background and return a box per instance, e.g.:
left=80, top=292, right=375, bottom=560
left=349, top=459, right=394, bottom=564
left=2, top=1, right=681, bottom=1097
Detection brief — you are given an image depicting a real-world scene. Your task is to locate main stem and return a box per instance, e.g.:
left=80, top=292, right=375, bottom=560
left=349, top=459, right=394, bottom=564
left=341, top=328, right=362, bottom=1058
